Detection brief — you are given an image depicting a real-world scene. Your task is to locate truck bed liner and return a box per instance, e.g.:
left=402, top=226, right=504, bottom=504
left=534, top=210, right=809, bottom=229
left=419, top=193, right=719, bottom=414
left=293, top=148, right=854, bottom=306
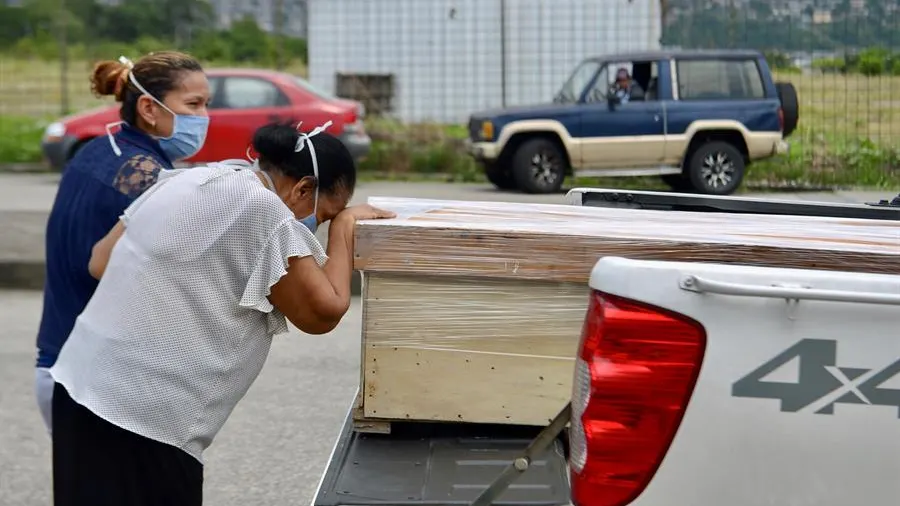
left=313, top=410, right=571, bottom=506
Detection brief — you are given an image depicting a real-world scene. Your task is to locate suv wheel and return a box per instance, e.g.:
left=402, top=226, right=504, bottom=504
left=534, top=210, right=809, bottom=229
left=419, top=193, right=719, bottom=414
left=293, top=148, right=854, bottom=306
left=511, top=138, right=567, bottom=194
left=685, top=141, right=745, bottom=195
left=483, top=162, right=518, bottom=190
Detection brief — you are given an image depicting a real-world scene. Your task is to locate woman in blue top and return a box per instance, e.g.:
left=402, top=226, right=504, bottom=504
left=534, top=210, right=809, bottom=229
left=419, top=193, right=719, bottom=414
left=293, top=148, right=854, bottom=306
left=35, top=50, right=211, bottom=433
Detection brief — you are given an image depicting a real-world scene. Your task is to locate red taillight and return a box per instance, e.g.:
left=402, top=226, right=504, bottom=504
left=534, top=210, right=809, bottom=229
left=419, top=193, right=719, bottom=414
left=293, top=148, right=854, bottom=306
left=570, top=291, right=706, bottom=506
left=339, top=108, right=366, bottom=136
left=778, top=107, right=785, bottom=131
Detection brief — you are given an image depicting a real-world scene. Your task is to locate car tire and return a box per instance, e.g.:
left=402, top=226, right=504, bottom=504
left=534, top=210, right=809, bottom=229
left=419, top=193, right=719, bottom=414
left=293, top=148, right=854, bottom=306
left=483, top=162, right=518, bottom=191
left=685, top=141, right=745, bottom=196
left=775, top=82, right=799, bottom=138
left=661, top=174, right=691, bottom=192
left=510, top=138, right=567, bottom=194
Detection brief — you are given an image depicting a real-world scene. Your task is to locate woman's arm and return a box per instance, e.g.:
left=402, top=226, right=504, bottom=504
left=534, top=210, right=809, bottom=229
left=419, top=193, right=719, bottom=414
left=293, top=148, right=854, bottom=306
left=88, top=220, right=126, bottom=280
left=268, top=215, right=353, bottom=334
left=268, top=205, right=395, bottom=335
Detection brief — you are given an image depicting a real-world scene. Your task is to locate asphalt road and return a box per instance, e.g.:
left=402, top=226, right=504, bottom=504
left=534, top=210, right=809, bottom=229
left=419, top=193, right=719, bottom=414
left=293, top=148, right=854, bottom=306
left=0, top=290, right=363, bottom=506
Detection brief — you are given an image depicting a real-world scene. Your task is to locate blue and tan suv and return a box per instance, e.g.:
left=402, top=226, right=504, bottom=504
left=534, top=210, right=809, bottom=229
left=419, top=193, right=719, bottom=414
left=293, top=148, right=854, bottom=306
left=466, top=49, right=798, bottom=195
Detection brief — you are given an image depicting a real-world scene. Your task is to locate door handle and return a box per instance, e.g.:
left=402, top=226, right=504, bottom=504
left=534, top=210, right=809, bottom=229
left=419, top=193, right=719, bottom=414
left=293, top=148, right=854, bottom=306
left=654, top=114, right=660, bottom=122
left=679, top=275, right=900, bottom=306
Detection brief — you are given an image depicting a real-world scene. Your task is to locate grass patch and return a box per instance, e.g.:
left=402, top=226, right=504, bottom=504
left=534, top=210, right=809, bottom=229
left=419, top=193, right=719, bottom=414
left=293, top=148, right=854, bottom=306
left=360, top=117, right=481, bottom=182
left=760, top=71, right=900, bottom=188
left=750, top=137, right=900, bottom=188
left=0, top=116, right=46, bottom=164
left=0, top=56, right=307, bottom=118
left=773, top=71, right=900, bottom=145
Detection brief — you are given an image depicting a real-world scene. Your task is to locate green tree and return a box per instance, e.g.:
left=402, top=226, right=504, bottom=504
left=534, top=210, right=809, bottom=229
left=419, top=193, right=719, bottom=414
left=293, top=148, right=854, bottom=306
left=764, top=50, right=798, bottom=71
left=857, top=47, right=889, bottom=76
left=662, top=0, right=900, bottom=52
left=0, top=6, right=32, bottom=47
left=192, top=31, right=234, bottom=62
left=224, top=16, right=274, bottom=63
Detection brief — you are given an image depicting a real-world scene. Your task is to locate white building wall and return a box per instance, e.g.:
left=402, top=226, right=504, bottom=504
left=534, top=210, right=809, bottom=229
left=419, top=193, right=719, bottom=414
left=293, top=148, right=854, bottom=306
left=503, top=0, right=661, bottom=106
left=308, top=0, right=503, bottom=124
left=309, top=0, right=660, bottom=123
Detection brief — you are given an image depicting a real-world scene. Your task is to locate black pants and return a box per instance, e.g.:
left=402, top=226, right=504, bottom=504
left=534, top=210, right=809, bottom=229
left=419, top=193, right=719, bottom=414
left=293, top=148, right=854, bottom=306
left=52, top=382, right=203, bottom=506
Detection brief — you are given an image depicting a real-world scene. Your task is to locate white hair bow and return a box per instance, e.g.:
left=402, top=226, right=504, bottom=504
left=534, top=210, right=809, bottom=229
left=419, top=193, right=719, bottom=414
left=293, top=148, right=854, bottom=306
left=118, top=55, right=135, bottom=70
left=294, top=120, right=333, bottom=153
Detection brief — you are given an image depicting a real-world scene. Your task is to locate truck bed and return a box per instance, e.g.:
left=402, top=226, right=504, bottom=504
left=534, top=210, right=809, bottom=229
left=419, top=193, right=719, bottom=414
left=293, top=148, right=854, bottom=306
left=313, top=406, right=571, bottom=506
left=317, top=189, right=898, bottom=506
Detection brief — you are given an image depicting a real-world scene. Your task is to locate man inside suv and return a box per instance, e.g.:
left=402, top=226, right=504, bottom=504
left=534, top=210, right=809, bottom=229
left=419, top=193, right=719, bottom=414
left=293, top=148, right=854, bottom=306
left=610, top=67, right=645, bottom=103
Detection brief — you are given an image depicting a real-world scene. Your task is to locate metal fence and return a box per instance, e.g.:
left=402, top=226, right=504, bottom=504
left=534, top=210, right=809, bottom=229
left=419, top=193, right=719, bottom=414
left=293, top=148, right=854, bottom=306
left=2, top=0, right=900, bottom=182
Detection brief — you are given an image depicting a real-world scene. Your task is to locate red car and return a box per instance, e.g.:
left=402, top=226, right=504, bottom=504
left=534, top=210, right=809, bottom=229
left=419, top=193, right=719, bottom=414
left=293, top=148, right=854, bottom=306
left=41, top=68, right=371, bottom=170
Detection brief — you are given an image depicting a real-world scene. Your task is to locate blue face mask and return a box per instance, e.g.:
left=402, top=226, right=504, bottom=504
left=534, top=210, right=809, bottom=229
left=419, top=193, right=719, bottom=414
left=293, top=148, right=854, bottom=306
left=157, top=113, right=209, bottom=161
left=298, top=213, right=318, bottom=234
left=125, top=65, right=209, bottom=161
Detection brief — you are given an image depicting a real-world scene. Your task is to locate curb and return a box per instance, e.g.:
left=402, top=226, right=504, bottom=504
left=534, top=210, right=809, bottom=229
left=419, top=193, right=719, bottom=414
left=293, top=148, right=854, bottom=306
left=0, top=163, right=53, bottom=174
left=742, top=183, right=837, bottom=193
left=0, top=262, right=364, bottom=296
left=0, top=261, right=46, bottom=291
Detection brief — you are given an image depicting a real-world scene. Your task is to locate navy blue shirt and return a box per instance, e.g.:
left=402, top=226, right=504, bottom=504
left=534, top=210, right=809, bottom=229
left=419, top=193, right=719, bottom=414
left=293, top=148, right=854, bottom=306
left=36, top=124, right=174, bottom=368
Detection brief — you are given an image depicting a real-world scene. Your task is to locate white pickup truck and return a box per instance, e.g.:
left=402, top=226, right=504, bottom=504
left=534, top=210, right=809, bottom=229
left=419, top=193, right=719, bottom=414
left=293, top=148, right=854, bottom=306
left=313, top=189, right=900, bottom=506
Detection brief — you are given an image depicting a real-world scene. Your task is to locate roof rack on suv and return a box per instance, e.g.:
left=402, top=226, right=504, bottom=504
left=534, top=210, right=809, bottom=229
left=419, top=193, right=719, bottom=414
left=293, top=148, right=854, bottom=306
left=566, top=188, right=900, bottom=221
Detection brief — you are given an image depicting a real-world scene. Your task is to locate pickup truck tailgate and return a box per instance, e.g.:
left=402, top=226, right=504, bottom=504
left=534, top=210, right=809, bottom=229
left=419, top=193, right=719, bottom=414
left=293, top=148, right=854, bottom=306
left=590, top=256, right=900, bottom=505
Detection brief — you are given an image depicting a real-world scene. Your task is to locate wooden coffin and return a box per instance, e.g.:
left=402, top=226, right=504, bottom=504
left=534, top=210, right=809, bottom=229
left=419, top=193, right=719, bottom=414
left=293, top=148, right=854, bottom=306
left=353, top=197, right=900, bottom=429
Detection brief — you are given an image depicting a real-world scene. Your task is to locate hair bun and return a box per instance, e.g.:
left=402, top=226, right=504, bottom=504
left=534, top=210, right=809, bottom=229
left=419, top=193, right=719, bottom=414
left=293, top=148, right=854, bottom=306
left=252, top=122, right=301, bottom=167
left=90, top=60, right=131, bottom=101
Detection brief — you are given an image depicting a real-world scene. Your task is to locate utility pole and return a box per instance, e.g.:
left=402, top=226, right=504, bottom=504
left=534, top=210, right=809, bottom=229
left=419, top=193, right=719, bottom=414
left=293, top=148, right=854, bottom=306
left=273, top=0, right=286, bottom=70
left=500, top=0, right=507, bottom=107
left=59, top=0, right=70, bottom=116
left=727, top=0, right=737, bottom=49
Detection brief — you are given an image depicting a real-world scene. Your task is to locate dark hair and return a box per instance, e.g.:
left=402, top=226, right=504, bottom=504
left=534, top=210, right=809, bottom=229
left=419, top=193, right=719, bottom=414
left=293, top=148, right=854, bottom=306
left=90, top=51, right=204, bottom=127
left=252, top=121, right=357, bottom=196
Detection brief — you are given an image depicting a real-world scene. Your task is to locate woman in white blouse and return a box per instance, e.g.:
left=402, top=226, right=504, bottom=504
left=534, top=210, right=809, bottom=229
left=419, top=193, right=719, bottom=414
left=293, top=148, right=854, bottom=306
left=48, top=121, right=395, bottom=506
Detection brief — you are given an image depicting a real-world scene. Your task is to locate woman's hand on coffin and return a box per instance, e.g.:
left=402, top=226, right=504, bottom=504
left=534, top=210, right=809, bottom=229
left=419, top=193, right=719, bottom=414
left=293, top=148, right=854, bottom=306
left=335, top=204, right=396, bottom=223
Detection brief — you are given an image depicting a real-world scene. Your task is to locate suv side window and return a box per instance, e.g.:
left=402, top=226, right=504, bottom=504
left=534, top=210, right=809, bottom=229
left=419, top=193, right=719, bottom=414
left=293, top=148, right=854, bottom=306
left=676, top=58, right=766, bottom=100
left=219, top=77, right=290, bottom=109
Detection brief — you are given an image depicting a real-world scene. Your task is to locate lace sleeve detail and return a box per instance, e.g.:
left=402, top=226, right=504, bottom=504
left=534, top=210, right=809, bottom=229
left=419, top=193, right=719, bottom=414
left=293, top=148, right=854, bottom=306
left=239, top=219, right=328, bottom=335
left=112, top=154, right=166, bottom=199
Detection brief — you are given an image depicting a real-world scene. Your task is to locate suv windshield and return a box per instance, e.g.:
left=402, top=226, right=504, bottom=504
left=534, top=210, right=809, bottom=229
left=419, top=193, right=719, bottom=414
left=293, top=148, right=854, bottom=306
left=555, top=60, right=601, bottom=103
